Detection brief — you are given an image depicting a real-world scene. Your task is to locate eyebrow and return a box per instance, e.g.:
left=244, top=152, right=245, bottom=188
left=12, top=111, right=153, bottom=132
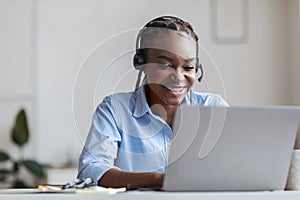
left=185, top=57, right=196, bottom=62
left=157, top=55, right=173, bottom=62
left=156, top=55, right=196, bottom=63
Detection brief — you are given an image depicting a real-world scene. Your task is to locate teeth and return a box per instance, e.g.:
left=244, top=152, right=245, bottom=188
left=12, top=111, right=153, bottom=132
left=165, top=86, right=185, bottom=92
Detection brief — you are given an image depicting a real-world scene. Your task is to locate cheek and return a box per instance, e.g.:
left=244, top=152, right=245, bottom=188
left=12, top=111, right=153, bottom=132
left=144, top=68, right=167, bottom=84
left=186, top=73, right=196, bottom=86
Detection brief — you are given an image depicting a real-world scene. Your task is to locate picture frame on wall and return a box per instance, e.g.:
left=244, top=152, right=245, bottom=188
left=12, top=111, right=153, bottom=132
left=211, top=0, right=248, bottom=43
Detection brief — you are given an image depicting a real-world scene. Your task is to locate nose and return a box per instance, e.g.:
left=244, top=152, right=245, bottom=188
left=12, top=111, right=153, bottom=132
left=169, top=68, right=185, bottom=82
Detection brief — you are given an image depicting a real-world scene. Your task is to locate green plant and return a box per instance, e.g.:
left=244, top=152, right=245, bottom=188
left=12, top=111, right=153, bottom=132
left=0, top=109, right=47, bottom=188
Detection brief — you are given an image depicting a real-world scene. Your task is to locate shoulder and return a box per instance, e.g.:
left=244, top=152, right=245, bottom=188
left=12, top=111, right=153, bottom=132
left=103, top=91, right=135, bottom=104
left=192, top=92, right=229, bottom=106
left=96, top=91, right=137, bottom=113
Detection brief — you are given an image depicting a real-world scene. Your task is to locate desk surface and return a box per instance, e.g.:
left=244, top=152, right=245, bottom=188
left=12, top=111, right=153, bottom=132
left=1, top=191, right=300, bottom=200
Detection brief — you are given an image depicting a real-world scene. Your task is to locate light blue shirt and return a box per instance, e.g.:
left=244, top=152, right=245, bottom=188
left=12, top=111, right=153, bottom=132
left=77, top=86, right=228, bottom=184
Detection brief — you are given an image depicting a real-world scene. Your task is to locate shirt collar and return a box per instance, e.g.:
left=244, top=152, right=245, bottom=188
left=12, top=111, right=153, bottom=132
left=133, top=86, right=151, bottom=118
left=133, top=86, right=193, bottom=118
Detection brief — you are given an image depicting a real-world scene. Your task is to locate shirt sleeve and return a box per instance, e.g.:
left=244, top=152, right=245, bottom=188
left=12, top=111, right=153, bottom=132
left=194, top=92, right=229, bottom=107
left=77, top=96, right=121, bottom=185
left=205, top=94, right=229, bottom=107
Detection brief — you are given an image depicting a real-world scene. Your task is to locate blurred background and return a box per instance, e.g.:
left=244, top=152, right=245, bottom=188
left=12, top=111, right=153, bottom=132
left=0, top=0, right=299, bottom=176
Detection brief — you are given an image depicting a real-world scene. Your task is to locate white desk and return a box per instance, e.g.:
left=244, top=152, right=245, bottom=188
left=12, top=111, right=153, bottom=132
left=1, top=191, right=300, bottom=200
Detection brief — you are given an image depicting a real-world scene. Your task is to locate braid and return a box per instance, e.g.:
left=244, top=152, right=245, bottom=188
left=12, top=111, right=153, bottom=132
left=140, top=16, right=198, bottom=48
left=138, top=16, right=199, bottom=60
left=134, top=70, right=143, bottom=91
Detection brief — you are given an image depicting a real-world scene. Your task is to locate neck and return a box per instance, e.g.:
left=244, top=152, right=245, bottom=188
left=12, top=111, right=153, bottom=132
left=145, top=85, right=179, bottom=126
left=163, top=106, right=177, bottom=126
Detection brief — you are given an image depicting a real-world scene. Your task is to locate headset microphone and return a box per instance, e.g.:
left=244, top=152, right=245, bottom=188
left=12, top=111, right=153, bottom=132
left=197, top=64, right=203, bottom=82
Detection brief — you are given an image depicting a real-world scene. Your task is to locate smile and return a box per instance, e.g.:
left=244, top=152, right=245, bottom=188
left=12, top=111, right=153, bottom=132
left=160, top=85, right=187, bottom=93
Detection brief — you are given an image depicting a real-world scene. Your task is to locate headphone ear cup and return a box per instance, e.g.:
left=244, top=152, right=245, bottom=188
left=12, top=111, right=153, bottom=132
left=133, top=52, right=145, bottom=70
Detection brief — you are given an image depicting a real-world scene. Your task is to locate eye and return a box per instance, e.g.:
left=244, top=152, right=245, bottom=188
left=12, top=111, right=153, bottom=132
left=183, top=64, right=196, bottom=71
left=157, top=63, right=173, bottom=70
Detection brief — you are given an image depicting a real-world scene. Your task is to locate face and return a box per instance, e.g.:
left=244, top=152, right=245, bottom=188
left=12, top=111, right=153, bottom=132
left=143, top=32, right=197, bottom=107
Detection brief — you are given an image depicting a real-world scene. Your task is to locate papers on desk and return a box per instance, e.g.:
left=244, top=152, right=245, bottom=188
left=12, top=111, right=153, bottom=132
left=0, top=186, right=126, bottom=194
left=76, top=186, right=126, bottom=194
left=0, top=189, right=45, bottom=194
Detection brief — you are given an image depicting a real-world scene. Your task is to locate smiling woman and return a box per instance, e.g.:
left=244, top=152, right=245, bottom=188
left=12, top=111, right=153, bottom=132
left=144, top=47, right=197, bottom=113
left=77, top=16, right=228, bottom=189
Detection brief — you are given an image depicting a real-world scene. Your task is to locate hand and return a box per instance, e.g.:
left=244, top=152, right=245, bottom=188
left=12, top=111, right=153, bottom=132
left=153, top=172, right=164, bottom=187
left=98, top=169, right=165, bottom=188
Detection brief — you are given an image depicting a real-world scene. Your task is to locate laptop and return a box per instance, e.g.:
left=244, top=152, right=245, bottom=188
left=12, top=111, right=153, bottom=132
left=162, top=105, right=300, bottom=191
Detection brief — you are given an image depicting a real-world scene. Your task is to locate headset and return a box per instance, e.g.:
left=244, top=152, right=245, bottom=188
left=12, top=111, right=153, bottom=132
left=133, top=16, right=203, bottom=89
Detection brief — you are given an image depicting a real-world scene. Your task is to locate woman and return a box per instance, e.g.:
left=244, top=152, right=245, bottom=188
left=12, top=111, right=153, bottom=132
left=77, top=16, right=228, bottom=188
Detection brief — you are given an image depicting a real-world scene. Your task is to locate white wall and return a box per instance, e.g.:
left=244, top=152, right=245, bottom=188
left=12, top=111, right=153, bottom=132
left=211, top=0, right=291, bottom=105
left=288, top=0, right=300, bottom=105
left=288, top=0, right=300, bottom=148
left=0, top=0, right=299, bottom=166
left=0, top=0, right=35, bottom=158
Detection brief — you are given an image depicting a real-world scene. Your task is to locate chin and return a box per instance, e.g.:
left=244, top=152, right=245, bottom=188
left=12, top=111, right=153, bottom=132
left=163, top=96, right=185, bottom=106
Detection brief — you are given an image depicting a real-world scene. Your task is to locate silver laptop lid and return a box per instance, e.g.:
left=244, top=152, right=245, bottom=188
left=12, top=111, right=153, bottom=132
left=163, top=106, right=300, bottom=191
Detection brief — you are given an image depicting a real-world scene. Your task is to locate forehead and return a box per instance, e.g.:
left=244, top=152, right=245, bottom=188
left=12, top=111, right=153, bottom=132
left=141, top=29, right=197, bottom=59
